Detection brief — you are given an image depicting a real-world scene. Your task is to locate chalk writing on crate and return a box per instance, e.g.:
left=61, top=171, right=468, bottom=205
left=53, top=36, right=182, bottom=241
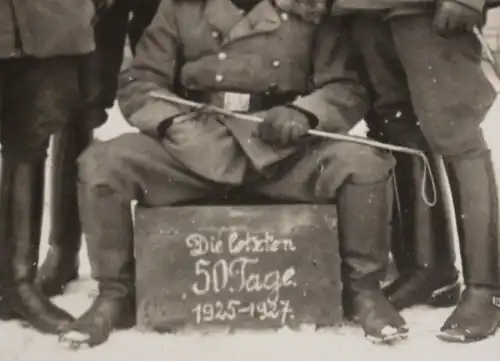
left=186, top=230, right=298, bottom=326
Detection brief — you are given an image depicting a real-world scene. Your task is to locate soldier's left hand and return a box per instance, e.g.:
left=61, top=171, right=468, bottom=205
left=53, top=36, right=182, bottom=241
left=256, top=106, right=315, bottom=146
left=434, top=1, right=483, bottom=36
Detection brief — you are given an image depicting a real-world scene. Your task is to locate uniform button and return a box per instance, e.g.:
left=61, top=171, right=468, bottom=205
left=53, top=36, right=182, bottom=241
left=215, top=74, right=224, bottom=82
left=212, top=31, right=219, bottom=38
left=280, top=13, right=289, bottom=21
left=272, top=60, right=281, bottom=68
left=218, top=52, right=227, bottom=60
left=269, top=83, right=278, bottom=92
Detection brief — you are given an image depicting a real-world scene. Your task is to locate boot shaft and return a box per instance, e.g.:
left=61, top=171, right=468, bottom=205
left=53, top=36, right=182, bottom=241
left=444, top=150, right=500, bottom=288
left=337, top=178, right=393, bottom=292
left=1, top=158, right=45, bottom=285
left=46, top=126, right=92, bottom=250
left=366, top=107, right=457, bottom=274
left=392, top=153, right=456, bottom=272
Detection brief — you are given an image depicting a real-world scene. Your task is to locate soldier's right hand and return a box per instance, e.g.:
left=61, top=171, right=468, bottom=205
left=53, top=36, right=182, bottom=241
left=433, top=1, right=483, bottom=37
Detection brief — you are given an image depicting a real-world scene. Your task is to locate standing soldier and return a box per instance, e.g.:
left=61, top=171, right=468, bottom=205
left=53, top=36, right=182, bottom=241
left=36, top=0, right=161, bottom=297
left=0, top=0, right=95, bottom=333
left=58, top=0, right=407, bottom=349
left=331, top=0, right=500, bottom=342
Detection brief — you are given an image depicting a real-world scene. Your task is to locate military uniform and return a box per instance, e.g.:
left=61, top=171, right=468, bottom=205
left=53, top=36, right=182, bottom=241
left=57, top=0, right=406, bottom=349
left=0, top=0, right=95, bottom=334
left=36, top=0, right=161, bottom=297
left=331, top=0, right=500, bottom=343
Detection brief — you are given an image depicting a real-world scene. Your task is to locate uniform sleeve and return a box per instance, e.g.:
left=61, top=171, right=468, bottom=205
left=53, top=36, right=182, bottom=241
left=291, top=17, right=370, bottom=133
left=117, top=0, right=189, bottom=137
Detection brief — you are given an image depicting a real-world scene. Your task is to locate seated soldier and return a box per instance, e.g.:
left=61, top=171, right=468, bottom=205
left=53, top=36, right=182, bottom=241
left=58, top=0, right=403, bottom=349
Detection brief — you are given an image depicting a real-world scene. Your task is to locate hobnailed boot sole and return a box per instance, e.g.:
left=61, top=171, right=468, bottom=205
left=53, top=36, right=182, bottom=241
left=366, top=326, right=409, bottom=344
left=437, top=289, right=500, bottom=343
left=59, top=314, right=135, bottom=350
left=436, top=325, right=500, bottom=343
left=58, top=294, right=135, bottom=349
left=58, top=314, right=134, bottom=349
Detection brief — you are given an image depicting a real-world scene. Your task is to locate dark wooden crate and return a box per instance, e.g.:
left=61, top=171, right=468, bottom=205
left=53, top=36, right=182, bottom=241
left=134, top=204, right=342, bottom=333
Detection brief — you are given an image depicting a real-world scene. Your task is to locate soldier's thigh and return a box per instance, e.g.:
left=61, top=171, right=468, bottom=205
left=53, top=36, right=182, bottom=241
left=351, top=15, right=411, bottom=113
left=1, top=56, right=80, bottom=160
left=79, top=133, right=221, bottom=207
left=254, top=140, right=394, bottom=202
left=389, top=15, right=496, bottom=156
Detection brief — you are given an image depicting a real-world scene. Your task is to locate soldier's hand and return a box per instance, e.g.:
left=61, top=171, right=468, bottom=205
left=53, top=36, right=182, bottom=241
left=434, top=1, right=483, bottom=36
left=256, top=106, right=316, bottom=147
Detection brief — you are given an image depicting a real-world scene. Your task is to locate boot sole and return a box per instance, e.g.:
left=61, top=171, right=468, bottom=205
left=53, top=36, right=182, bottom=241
left=436, top=319, right=500, bottom=344
left=59, top=330, right=94, bottom=350
left=366, top=331, right=409, bottom=345
left=436, top=331, right=493, bottom=344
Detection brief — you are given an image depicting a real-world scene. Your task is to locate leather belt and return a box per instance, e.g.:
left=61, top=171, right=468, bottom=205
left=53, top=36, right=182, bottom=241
left=183, top=90, right=298, bottom=112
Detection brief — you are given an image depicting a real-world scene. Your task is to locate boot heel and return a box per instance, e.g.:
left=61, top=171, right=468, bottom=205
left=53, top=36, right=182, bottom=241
left=427, top=281, right=461, bottom=308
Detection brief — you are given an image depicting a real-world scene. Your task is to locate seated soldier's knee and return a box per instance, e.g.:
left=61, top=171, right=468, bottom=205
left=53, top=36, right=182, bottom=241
left=345, top=145, right=395, bottom=185
left=313, top=142, right=395, bottom=199
left=320, top=142, right=394, bottom=185
left=78, top=134, right=138, bottom=185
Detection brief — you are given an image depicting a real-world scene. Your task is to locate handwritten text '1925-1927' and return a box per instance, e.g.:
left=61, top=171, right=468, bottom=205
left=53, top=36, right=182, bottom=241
left=185, top=231, right=298, bottom=326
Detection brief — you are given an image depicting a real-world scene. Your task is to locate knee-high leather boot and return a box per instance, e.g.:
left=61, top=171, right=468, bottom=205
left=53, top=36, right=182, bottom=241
left=0, top=157, right=74, bottom=333
left=438, top=149, right=500, bottom=343
left=383, top=152, right=460, bottom=310
left=339, top=178, right=408, bottom=344
left=366, top=108, right=460, bottom=310
left=59, top=182, right=135, bottom=349
left=36, top=123, right=92, bottom=296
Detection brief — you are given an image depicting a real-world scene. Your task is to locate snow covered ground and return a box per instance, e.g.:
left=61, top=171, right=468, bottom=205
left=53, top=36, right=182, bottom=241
left=3, top=21, right=500, bottom=361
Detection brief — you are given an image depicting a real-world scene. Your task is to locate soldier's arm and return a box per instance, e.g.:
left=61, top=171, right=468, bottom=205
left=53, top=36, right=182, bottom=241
left=117, top=0, right=188, bottom=137
left=291, top=17, right=370, bottom=133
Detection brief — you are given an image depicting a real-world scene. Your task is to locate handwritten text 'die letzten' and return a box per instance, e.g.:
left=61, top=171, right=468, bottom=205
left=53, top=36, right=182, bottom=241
left=185, top=231, right=296, bottom=257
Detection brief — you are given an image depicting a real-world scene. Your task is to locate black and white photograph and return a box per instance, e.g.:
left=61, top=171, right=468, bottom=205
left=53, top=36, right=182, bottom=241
left=1, top=0, right=500, bottom=360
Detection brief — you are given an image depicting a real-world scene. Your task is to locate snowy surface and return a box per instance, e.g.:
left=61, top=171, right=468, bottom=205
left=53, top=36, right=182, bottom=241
left=4, top=35, right=500, bottom=361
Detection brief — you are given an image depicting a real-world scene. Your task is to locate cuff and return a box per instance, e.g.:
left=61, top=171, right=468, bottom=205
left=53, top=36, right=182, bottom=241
left=157, top=112, right=187, bottom=136
left=285, top=104, right=319, bottom=129
left=127, top=99, right=186, bottom=137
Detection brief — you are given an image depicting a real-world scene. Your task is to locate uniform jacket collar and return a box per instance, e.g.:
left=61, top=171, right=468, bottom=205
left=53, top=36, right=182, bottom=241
left=203, top=0, right=327, bottom=41
left=205, top=0, right=281, bottom=42
left=275, top=0, right=328, bottom=24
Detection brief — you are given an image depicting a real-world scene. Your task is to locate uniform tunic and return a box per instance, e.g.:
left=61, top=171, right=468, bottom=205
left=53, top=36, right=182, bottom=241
left=77, top=0, right=395, bottom=256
